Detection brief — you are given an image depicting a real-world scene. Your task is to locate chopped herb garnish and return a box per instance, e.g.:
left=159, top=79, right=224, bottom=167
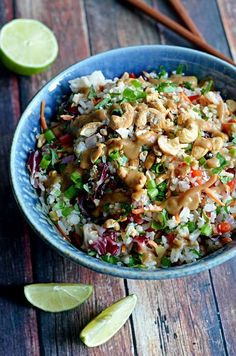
left=151, top=209, right=168, bottom=230
left=87, top=85, right=96, bottom=99
left=161, top=256, right=171, bottom=267
left=122, top=87, right=146, bottom=102
left=103, top=203, right=110, bottom=213
left=71, top=171, right=83, bottom=189
left=219, top=175, right=232, bottom=184
left=200, top=223, right=212, bottom=237
left=127, top=254, right=143, bottom=267
left=88, top=250, right=97, bottom=257
left=94, top=96, right=110, bottom=109
left=184, top=143, right=193, bottom=152
left=212, top=152, right=228, bottom=174
left=120, top=202, right=132, bottom=217
left=151, top=162, right=166, bottom=174
left=184, top=156, right=192, bottom=165
left=199, top=157, right=206, bottom=166
left=201, top=80, right=213, bottom=95
left=187, top=221, right=197, bottom=233
left=183, top=81, right=194, bottom=90
left=50, top=148, right=58, bottom=167
left=44, top=129, right=56, bottom=142
left=108, top=150, right=120, bottom=161
left=40, top=155, right=51, bottom=169
left=158, top=65, right=167, bottom=79
left=176, top=64, right=185, bottom=75
left=101, top=255, right=118, bottom=264
left=83, top=183, right=91, bottom=193
left=157, top=82, right=177, bottom=93
left=131, top=79, right=142, bottom=88
left=64, top=185, right=77, bottom=199
left=61, top=206, right=73, bottom=217
left=190, top=248, right=201, bottom=257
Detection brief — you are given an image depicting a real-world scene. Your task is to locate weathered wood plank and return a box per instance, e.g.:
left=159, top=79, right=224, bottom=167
left=0, top=0, right=40, bottom=354
left=14, top=0, right=134, bottom=355
left=217, top=0, right=236, bottom=61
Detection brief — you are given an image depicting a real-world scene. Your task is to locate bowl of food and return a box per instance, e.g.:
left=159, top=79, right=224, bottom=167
left=10, top=45, right=236, bottom=279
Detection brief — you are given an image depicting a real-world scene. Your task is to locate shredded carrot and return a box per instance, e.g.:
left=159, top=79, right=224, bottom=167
left=40, top=100, right=47, bottom=131
left=229, top=200, right=236, bottom=206
left=221, top=237, right=232, bottom=244
left=180, top=92, right=192, bottom=104
left=132, top=208, right=144, bottom=215
left=174, top=214, right=180, bottom=224
left=144, top=205, right=163, bottom=213
left=205, top=188, right=225, bottom=207
left=147, top=240, right=158, bottom=249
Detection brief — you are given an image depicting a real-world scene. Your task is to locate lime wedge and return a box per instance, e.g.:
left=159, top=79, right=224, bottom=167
left=80, top=294, right=137, bottom=347
left=0, top=19, right=58, bottom=75
left=24, top=283, right=93, bottom=312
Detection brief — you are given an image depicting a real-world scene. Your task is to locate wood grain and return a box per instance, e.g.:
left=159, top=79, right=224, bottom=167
left=217, top=0, right=236, bottom=61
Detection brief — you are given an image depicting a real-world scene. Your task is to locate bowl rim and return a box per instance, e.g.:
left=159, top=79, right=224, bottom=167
left=10, top=44, right=236, bottom=280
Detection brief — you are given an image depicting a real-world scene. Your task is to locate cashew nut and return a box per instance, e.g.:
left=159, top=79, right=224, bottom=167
left=177, top=119, right=199, bottom=143
left=226, top=99, right=236, bottom=113
left=170, top=75, right=198, bottom=87
left=157, top=136, right=182, bottom=156
left=80, top=122, right=103, bottom=137
left=191, top=138, right=212, bottom=159
left=90, top=143, right=107, bottom=163
left=106, top=138, right=123, bottom=154
left=217, top=101, right=228, bottom=122
left=103, top=219, right=120, bottom=231
left=135, top=108, right=165, bottom=128
left=82, top=223, right=102, bottom=249
left=109, top=103, right=135, bottom=130
left=117, top=167, right=146, bottom=191
left=211, top=137, right=224, bottom=153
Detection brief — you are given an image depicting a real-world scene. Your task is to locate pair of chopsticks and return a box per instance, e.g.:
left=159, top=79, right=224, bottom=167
left=123, top=0, right=235, bottom=66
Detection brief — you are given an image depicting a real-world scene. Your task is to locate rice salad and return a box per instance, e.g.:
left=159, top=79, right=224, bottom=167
left=27, top=66, right=236, bottom=269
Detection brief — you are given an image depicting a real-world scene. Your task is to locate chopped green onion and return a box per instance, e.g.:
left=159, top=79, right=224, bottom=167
left=122, top=88, right=137, bottom=101
left=148, top=188, right=159, bottom=200
left=40, top=155, right=51, bottom=169
left=50, top=148, right=58, bottom=166
left=201, top=80, right=213, bottom=95
left=147, top=179, right=157, bottom=190
left=183, top=81, right=193, bottom=90
left=199, top=157, right=206, bottom=166
left=64, top=185, right=77, bottom=199
left=219, top=175, right=232, bottom=184
left=108, top=150, right=120, bottom=161
left=187, top=221, right=197, bottom=233
left=184, top=156, right=192, bottom=165
left=151, top=210, right=168, bottom=230
left=101, top=255, right=118, bottom=264
left=131, top=79, right=142, bottom=88
left=158, top=65, right=167, bottom=78
left=127, top=254, right=143, bottom=267
left=190, top=248, right=200, bottom=257
left=87, top=85, right=96, bottom=99
left=212, top=152, right=228, bottom=174
left=157, top=82, right=177, bottom=93
left=161, top=256, right=171, bottom=267
left=71, top=171, right=81, bottom=183
left=44, top=129, right=56, bottom=142
left=200, top=223, right=212, bottom=237
left=94, top=96, right=110, bottom=109
left=61, top=207, right=73, bottom=217
left=176, top=64, right=185, bottom=75
left=151, top=162, right=165, bottom=174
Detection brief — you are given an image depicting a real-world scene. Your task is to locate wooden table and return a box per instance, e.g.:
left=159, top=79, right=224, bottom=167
left=1, top=1, right=236, bottom=355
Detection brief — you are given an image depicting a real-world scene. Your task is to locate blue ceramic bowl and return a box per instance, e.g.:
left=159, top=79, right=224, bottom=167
left=10, top=45, right=236, bottom=279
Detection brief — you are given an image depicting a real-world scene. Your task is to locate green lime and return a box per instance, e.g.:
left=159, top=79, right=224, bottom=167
left=80, top=294, right=137, bottom=347
left=24, top=283, right=93, bottom=312
left=0, top=19, right=58, bottom=75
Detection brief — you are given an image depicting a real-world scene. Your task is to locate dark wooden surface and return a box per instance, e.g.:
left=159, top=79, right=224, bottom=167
left=0, top=1, right=235, bottom=355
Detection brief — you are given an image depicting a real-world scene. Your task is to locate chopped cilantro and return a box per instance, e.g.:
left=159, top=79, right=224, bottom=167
left=40, top=154, right=51, bottom=169
left=199, top=157, right=206, bottom=166
left=108, top=150, right=120, bottom=161
left=131, top=79, right=142, bottom=88
left=103, top=203, right=110, bottom=213
left=212, top=152, right=228, bottom=174
left=219, top=175, right=232, bottom=184
left=190, top=248, right=201, bottom=257
left=127, top=254, right=143, bottom=267
left=71, top=171, right=83, bottom=189
left=157, top=82, right=177, bottom=93
left=151, top=209, right=168, bottom=230
left=61, top=207, right=73, bottom=217
left=201, top=223, right=212, bottom=237
left=187, top=221, right=197, bottom=233
left=158, top=65, right=167, bottom=78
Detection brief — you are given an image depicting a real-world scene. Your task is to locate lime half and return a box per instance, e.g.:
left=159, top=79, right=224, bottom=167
left=0, top=19, right=58, bottom=75
left=80, top=294, right=137, bottom=347
left=24, top=283, right=93, bottom=312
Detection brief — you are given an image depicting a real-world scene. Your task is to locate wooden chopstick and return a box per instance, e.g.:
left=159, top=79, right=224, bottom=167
left=123, top=0, right=235, bottom=66
left=168, top=0, right=204, bottom=40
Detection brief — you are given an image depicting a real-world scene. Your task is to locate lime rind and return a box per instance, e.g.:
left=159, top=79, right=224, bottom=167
left=0, top=19, right=58, bottom=75
left=24, top=283, right=93, bottom=312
